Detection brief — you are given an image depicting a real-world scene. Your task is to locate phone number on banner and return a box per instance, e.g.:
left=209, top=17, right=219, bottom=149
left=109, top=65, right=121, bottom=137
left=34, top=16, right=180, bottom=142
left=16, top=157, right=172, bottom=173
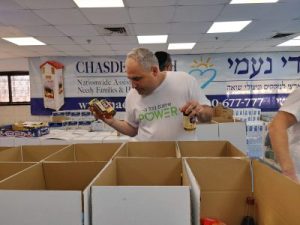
left=206, top=94, right=289, bottom=111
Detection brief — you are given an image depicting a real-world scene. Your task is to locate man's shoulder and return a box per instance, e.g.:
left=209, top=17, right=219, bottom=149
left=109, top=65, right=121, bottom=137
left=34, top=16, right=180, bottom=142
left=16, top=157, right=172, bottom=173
left=168, top=71, right=195, bottom=81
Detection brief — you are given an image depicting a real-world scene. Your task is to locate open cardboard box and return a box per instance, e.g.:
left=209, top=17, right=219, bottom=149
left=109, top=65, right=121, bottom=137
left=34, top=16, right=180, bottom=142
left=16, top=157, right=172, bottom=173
left=178, top=141, right=245, bottom=157
left=0, top=145, right=68, bottom=162
left=115, top=141, right=180, bottom=158
left=0, top=161, right=106, bottom=225
left=91, top=157, right=191, bottom=225
left=184, top=157, right=300, bottom=225
left=0, top=146, right=14, bottom=152
left=0, top=162, right=35, bottom=181
left=45, top=142, right=123, bottom=162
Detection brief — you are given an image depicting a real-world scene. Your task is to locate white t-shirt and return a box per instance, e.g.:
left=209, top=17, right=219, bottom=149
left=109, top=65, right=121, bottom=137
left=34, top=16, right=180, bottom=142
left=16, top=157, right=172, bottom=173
left=125, top=71, right=210, bottom=141
left=279, top=88, right=300, bottom=178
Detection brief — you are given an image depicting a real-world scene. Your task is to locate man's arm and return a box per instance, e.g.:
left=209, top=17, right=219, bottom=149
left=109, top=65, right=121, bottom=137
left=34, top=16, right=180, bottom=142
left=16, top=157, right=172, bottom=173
left=268, top=111, right=298, bottom=182
left=181, top=100, right=213, bottom=123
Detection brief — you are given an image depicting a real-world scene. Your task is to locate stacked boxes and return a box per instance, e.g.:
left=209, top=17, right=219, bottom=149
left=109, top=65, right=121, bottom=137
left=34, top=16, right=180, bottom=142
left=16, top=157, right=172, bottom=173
left=0, top=141, right=299, bottom=225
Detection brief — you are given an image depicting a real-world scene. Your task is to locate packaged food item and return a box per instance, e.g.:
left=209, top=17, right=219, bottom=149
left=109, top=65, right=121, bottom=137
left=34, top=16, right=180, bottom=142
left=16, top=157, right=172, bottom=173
left=183, top=112, right=196, bottom=131
left=88, top=98, right=116, bottom=119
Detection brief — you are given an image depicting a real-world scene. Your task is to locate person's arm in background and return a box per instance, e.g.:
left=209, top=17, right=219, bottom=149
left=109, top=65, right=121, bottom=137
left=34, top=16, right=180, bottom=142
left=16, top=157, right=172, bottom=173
left=268, top=111, right=298, bottom=182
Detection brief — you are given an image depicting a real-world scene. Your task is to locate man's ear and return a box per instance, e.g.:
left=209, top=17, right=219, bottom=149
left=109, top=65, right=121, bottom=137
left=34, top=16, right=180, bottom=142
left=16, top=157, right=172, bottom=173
left=151, top=65, right=159, bottom=76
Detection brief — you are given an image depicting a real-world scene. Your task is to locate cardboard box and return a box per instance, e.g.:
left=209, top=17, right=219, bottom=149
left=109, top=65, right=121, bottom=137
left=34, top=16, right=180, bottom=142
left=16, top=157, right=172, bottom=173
left=0, top=145, right=68, bottom=162
left=0, top=124, right=50, bottom=137
left=0, top=162, right=35, bottom=181
left=178, top=140, right=246, bottom=157
left=41, top=61, right=65, bottom=111
left=91, top=158, right=191, bottom=225
left=115, top=141, right=180, bottom=158
left=45, top=143, right=123, bottom=162
left=0, top=161, right=106, bottom=225
left=184, top=158, right=300, bottom=225
left=196, top=122, right=219, bottom=141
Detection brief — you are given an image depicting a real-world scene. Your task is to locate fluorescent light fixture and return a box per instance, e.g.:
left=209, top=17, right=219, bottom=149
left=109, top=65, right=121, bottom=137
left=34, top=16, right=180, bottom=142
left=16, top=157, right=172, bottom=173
left=277, top=40, right=300, bottom=47
left=207, top=21, right=252, bottom=33
left=294, top=35, right=300, bottom=40
left=137, top=35, right=168, bottom=44
left=2, top=37, right=46, bottom=46
left=73, top=0, right=124, bottom=8
left=230, top=0, right=278, bottom=3
left=168, top=43, right=196, bottom=50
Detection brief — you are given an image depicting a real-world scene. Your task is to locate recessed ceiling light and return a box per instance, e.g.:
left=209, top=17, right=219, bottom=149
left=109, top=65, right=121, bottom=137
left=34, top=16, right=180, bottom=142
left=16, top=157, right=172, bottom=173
left=230, top=0, right=278, bottom=4
left=277, top=40, right=300, bottom=47
left=2, top=37, right=46, bottom=46
left=207, top=21, right=252, bottom=33
left=73, top=0, right=124, bottom=8
left=168, top=43, right=196, bottom=50
left=137, top=35, right=168, bottom=44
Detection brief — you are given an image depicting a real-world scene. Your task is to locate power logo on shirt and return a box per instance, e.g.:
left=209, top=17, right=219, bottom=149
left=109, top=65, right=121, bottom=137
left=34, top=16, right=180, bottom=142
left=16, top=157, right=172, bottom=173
left=138, top=104, right=178, bottom=122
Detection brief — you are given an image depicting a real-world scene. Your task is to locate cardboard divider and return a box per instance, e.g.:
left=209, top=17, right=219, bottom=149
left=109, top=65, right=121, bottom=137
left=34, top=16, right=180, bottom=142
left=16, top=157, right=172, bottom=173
left=0, top=146, right=15, bottom=152
left=178, top=140, right=246, bottom=157
left=0, top=145, right=68, bottom=162
left=0, top=161, right=107, bottom=225
left=184, top=157, right=252, bottom=225
left=91, top=158, right=191, bottom=225
left=44, top=142, right=123, bottom=162
left=114, top=141, right=180, bottom=158
left=0, top=162, right=35, bottom=181
left=253, top=160, right=300, bottom=225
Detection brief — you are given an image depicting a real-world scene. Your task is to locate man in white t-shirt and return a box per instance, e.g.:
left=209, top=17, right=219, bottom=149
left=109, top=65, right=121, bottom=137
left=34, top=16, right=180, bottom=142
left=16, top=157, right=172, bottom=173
left=269, top=88, right=300, bottom=183
left=93, top=47, right=212, bottom=141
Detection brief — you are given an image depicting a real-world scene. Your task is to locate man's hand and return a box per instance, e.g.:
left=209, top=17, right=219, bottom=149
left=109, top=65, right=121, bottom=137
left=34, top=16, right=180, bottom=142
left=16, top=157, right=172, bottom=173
left=181, top=100, right=213, bottom=123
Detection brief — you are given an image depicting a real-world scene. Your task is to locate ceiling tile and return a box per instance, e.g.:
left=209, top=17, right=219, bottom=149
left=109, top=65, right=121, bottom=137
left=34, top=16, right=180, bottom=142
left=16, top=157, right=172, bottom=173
left=72, top=36, right=106, bottom=45
left=139, top=44, right=168, bottom=52
left=17, top=25, right=65, bottom=36
left=80, top=44, right=112, bottom=51
left=55, top=25, right=98, bottom=36
left=126, top=0, right=177, bottom=7
left=52, top=44, right=85, bottom=52
left=14, top=0, right=76, bottom=9
left=177, top=0, right=229, bottom=5
left=103, top=36, right=138, bottom=44
left=168, top=34, right=201, bottom=42
left=133, top=23, right=170, bottom=35
left=174, top=5, right=224, bottom=22
left=34, top=9, right=90, bottom=25
left=170, top=22, right=210, bottom=34
left=110, top=44, right=139, bottom=51
left=0, top=0, right=25, bottom=10
left=0, top=10, right=48, bottom=26
left=89, top=50, right=116, bottom=56
left=81, top=8, right=131, bottom=24
left=129, top=7, right=175, bottom=23
left=37, top=36, right=75, bottom=45
left=0, top=26, right=25, bottom=37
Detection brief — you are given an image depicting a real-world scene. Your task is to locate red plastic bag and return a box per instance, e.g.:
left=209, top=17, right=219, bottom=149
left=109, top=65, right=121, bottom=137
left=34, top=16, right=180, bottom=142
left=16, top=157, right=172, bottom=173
left=201, top=217, right=227, bottom=225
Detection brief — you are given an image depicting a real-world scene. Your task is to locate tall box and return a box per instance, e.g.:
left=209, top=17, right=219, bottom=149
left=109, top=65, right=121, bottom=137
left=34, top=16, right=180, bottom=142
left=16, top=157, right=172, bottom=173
left=91, top=158, right=191, bottom=225
left=45, top=143, right=123, bottom=162
left=0, top=161, right=106, bottom=225
left=115, top=141, right=180, bottom=158
left=40, top=61, right=64, bottom=111
left=178, top=140, right=246, bottom=157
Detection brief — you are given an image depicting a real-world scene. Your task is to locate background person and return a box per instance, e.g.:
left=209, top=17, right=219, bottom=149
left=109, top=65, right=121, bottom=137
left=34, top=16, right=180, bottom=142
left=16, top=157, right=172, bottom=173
left=92, top=47, right=213, bottom=141
left=155, top=51, right=172, bottom=71
left=269, top=88, right=300, bottom=182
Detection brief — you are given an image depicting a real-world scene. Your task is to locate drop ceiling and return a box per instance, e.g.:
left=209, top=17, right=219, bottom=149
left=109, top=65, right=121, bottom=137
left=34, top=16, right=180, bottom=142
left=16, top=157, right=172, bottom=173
left=0, top=0, right=299, bottom=59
